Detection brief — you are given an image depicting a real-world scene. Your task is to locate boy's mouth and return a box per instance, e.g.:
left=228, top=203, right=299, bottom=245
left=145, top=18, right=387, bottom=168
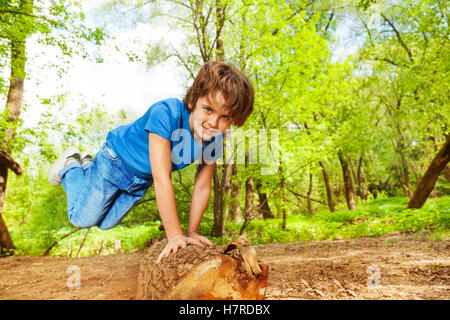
left=202, top=125, right=219, bottom=136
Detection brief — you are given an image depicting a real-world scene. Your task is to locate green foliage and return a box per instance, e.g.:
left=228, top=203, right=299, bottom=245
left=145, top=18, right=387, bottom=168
left=216, top=195, right=450, bottom=245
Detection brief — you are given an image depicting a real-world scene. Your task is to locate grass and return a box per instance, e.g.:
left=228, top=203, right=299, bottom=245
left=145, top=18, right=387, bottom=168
left=8, top=195, right=450, bottom=257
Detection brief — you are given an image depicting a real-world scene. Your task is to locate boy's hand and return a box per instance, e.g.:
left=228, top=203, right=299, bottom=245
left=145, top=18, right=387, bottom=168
left=187, top=232, right=213, bottom=246
left=156, top=234, right=203, bottom=263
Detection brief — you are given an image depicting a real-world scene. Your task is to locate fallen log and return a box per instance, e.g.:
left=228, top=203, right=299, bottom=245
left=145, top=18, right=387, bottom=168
left=137, top=235, right=268, bottom=300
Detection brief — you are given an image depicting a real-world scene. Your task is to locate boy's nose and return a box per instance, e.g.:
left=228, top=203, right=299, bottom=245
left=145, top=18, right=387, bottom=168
left=208, top=116, right=219, bottom=128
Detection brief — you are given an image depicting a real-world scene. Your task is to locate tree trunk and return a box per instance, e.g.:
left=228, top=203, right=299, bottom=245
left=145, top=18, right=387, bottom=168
left=400, top=151, right=413, bottom=198
left=2, top=37, right=26, bottom=149
left=319, top=161, right=335, bottom=212
left=244, top=176, right=254, bottom=222
left=212, top=167, right=224, bottom=237
left=215, top=0, right=225, bottom=61
left=210, top=0, right=228, bottom=237
left=278, top=159, right=287, bottom=230
left=255, top=180, right=273, bottom=219
left=0, top=165, right=15, bottom=252
left=356, top=156, right=368, bottom=200
left=222, top=164, right=233, bottom=223
left=137, top=235, right=268, bottom=300
left=338, top=152, right=356, bottom=210
left=0, top=14, right=28, bottom=251
left=407, top=135, right=450, bottom=209
left=306, top=173, right=313, bottom=216
left=228, top=164, right=242, bottom=222
left=212, top=163, right=232, bottom=237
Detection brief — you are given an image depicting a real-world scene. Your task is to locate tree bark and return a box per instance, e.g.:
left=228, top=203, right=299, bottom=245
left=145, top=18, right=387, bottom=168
left=209, top=0, right=229, bottom=237
left=0, top=150, right=25, bottom=175
left=255, top=180, right=273, bottom=219
left=306, top=173, right=313, bottom=216
left=212, top=167, right=222, bottom=237
left=278, top=158, right=287, bottom=230
left=222, top=164, right=233, bottom=223
left=400, top=150, right=413, bottom=198
left=212, top=163, right=232, bottom=237
left=338, top=152, right=356, bottom=210
left=244, top=176, right=254, bottom=222
left=356, top=156, right=368, bottom=200
left=319, top=161, right=335, bottom=212
left=0, top=164, right=15, bottom=252
left=137, top=235, right=268, bottom=300
left=228, top=164, right=242, bottom=222
left=215, top=0, right=225, bottom=61
left=407, top=135, right=450, bottom=209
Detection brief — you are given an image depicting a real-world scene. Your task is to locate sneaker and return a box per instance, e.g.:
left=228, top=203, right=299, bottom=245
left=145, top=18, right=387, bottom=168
left=80, top=152, right=93, bottom=166
left=48, top=147, right=81, bottom=186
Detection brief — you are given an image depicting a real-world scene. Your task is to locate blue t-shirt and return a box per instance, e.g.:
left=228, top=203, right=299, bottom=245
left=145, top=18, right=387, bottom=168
left=106, top=98, right=223, bottom=179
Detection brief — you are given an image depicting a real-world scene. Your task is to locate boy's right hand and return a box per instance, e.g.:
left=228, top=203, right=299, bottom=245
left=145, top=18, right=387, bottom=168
left=156, top=234, right=203, bottom=263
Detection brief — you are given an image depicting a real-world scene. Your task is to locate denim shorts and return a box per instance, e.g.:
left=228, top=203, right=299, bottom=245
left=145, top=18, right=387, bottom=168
left=59, top=142, right=153, bottom=230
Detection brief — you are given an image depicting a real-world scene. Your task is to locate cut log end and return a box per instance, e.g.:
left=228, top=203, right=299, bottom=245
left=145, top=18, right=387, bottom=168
left=136, top=235, right=268, bottom=300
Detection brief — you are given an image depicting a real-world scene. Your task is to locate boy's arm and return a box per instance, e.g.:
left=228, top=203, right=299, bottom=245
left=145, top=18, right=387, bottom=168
left=187, top=161, right=215, bottom=244
left=148, top=132, right=203, bottom=263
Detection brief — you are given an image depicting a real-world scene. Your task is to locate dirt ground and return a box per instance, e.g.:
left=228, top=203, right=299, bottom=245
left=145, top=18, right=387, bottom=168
left=0, top=233, right=448, bottom=300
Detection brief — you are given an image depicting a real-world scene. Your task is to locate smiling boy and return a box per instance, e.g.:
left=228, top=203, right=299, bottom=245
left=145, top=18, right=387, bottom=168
left=48, top=61, right=254, bottom=262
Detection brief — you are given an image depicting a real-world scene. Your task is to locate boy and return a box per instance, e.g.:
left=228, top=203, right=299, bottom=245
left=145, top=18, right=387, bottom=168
left=48, top=61, right=254, bottom=262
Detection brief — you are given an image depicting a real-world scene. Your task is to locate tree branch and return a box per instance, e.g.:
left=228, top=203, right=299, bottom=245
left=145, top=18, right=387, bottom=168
left=0, top=150, right=25, bottom=175
left=380, top=13, right=414, bottom=63
left=287, top=189, right=326, bottom=205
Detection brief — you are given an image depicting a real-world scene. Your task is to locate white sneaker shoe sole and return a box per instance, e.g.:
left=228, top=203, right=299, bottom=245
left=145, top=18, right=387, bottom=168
left=80, top=152, right=93, bottom=166
left=48, top=147, right=81, bottom=186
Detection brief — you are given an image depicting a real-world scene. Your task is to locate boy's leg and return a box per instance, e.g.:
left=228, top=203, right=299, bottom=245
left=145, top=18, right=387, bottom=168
left=60, top=144, right=122, bottom=228
left=97, top=176, right=153, bottom=230
left=96, top=191, right=141, bottom=230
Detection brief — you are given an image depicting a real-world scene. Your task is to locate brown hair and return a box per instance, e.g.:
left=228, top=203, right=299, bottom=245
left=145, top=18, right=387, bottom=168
left=183, top=61, right=254, bottom=127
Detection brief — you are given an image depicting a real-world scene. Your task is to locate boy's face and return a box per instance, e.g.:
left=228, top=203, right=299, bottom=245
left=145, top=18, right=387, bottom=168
left=189, top=91, right=233, bottom=142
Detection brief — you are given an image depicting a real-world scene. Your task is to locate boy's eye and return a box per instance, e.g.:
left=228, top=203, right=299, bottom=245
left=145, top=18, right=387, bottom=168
left=204, top=107, right=212, bottom=113
left=222, top=115, right=229, bottom=120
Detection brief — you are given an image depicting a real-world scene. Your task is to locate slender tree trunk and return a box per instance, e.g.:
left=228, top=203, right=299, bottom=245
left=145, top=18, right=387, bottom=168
left=278, top=159, right=287, bottom=230
left=0, top=165, right=15, bottom=252
left=319, top=161, right=335, bottom=212
left=244, top=176, right=254, bottom=219
left=407, top=135, right=450, bottom=209
left=210, top=0, right=228, bottom=237
left=215, top=0, right=225, bottom=61
left=338, top=152, right=356, bottom=210
left=228, top=164, right=242, bottom=222
left=306, top=173, right=313, bottom=216
left=255, top=180, right=273, bottom=219
left=212, top=164, right=232, bottom=238
left=356, top=156, right=368, bottom=200
left=347, top=155, right=358, bottom=193
left=244, top=151, right=254, bottom=223
left=400, top=151, right=413, bottom=198
left=212, top=167, right=221, bottom=237
left=2, top=39, right=26, bottom=149
left=222, top=163, right=233, bottom=223
left=213, top=163, right=232, bottom=237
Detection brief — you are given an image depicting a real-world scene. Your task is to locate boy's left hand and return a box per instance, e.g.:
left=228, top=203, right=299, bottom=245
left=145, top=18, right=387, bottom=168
left=187, top=232, right=213, bottom=246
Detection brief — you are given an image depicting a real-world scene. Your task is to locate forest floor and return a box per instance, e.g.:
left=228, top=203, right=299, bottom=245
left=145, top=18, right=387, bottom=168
left=0, top=233, right=448, bottom=300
